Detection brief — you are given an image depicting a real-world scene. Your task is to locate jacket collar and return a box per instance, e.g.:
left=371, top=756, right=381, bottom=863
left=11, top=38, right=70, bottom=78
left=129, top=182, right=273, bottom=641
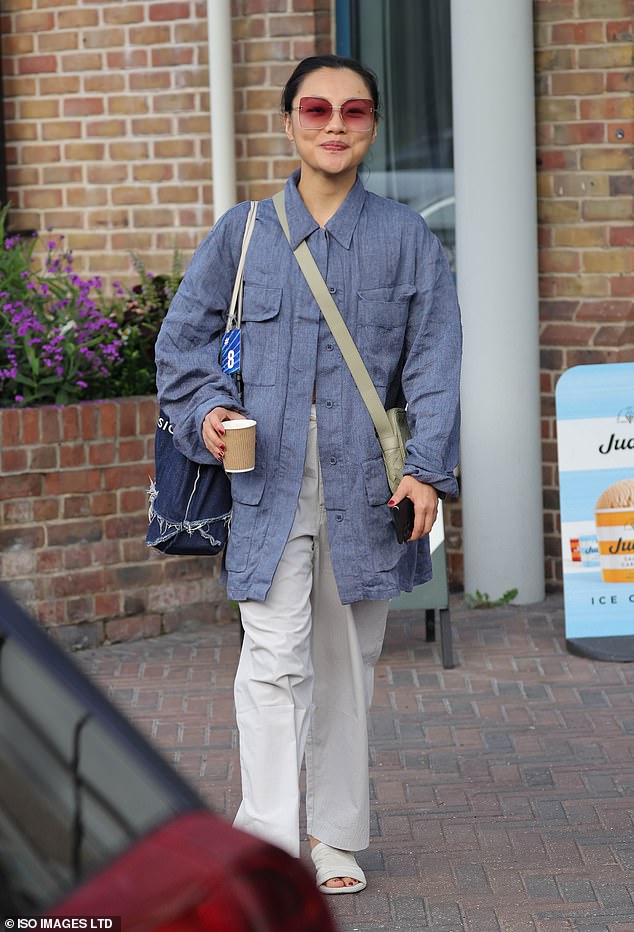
left=283, top=169, right=367, bottom=251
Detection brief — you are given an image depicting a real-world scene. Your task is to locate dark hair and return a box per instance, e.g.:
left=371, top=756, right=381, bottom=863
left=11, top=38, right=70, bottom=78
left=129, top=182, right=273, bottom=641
left=281, top=54, right=380, bottom=116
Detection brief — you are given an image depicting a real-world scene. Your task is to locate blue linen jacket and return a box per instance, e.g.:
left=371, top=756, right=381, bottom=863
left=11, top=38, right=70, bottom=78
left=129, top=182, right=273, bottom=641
left=155, top=170, right=462, bottom=604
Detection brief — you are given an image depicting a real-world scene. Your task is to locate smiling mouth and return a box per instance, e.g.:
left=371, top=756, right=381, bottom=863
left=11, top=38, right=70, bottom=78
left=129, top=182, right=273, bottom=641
left=321, top=143, right=348, bottom=151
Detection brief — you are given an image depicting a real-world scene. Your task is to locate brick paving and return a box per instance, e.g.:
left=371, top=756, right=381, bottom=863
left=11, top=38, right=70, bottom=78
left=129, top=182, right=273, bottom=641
left=78, top=595, right=634, bottom=932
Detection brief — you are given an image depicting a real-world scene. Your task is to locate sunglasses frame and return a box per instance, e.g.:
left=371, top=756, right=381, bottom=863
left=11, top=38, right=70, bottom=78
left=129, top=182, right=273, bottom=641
left=293, top=97, right=375, bottom=132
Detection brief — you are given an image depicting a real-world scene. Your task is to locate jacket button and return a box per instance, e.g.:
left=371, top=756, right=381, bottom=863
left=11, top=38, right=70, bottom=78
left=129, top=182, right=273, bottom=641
left=335, top=513, right=343, bottom=521
left=330, top=456, right=337, bottom=465
left=326, top=343, right=334, bottom=351
left=325, top=400, right=333, bottom=408
left=329, top=286, right=336, bottom=294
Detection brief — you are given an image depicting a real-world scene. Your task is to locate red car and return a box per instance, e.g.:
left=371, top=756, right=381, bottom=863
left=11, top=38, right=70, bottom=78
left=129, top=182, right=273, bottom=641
left=0, top=585, right=336, bottom=932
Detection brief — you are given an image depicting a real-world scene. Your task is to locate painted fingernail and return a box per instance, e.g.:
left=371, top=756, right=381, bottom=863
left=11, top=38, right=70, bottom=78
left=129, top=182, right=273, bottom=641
left=388, top=499, right=395, bottom=506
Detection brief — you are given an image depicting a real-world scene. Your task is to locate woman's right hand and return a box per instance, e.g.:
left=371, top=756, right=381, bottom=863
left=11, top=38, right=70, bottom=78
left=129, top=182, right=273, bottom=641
left=202, top=407, right=247, bottom=460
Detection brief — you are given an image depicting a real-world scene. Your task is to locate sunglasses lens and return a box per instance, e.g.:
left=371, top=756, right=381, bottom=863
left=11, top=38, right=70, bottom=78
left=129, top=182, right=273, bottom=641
left=299, top=98, right=333, bottom=128
left=341, top=99, right=374, bottom=130
left=298, top=98, right=374, bottom=130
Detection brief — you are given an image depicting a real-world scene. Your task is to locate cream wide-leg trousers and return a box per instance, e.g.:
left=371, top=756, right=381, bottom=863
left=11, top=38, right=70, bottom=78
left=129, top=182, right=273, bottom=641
left=233, top=408, right=389, bottom=858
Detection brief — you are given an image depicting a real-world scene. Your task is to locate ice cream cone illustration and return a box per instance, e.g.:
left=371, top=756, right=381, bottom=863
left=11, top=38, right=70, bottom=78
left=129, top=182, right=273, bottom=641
left=595, top=479, right=634, bottom=583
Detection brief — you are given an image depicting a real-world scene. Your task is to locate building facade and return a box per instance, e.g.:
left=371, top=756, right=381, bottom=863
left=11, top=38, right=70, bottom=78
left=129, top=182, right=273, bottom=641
left=2, top=0, right=633, bottom=597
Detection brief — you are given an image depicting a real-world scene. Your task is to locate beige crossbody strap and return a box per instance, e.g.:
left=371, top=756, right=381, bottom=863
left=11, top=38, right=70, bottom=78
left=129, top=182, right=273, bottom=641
left=272, top=190, right=398, bottom=455
left=226, top=200, right=258, bottom=333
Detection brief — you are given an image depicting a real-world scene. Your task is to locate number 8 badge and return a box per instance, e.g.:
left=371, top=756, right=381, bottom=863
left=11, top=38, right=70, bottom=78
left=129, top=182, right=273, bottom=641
left=221, top=328, right=241, bottom=375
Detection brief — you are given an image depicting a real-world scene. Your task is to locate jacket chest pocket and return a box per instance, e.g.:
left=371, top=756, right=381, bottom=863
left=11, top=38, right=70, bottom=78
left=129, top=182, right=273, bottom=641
left=357, top=285, right=416, bottom=387
left=241, top=285, right=283, bottom=386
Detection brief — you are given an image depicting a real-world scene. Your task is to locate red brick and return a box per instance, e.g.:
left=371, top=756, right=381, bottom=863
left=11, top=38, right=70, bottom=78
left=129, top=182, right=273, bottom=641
left=0, top=409, right=20, bottom=448
left=50, top=568, right=105, bottom=598
left=610, top=227, right=634, bottom=247
left=540, top=300, right=578, bottom=322
left=62, top=496, right=92, bottom=519
left=543, top=323, right=598, bottom=345
left=42, top=470, right=101, bottom=495
left=606, top=71, right=634, bottom=92
left=36, top=600, right=66, bottom=627
left=2, top=500, right=34, bottom=524
left=2, top=449, right=28, bottom=472
left=551, top=22, right=605, bottom=44
left=149, top=2, right=191, bottom=21
left=120, top=488, right=147, bottom=513
left=0, top=526, right=45, bottom=551
left=20, top=408, right=40, bottom=444
left=103, top=464, right=147, bottom=491
left=116, top=439, right=145, bottom=464
left=606, top=19, right=634, bottom=41
left=89, top=442, right=118, bottom=466
left=0, top=474, right=42, bottom=500
left=611, top=276, right=634, bottom=297
left=122, top=539, right=151, bottom=562
left=92, top=540, right=123, bottom=565
left=64, top=544, right=93, bottom=570
left=105, top=50, right=148, bottom=71
left=594, top=324, right=634, bottom=346
left=90, top=491, right=118, bottom=516
left=150, top=47, right=193, bottom=67
left=32, top=498, right=59, bottom=521
left=64, top=97, right=104, bottom=117
left=119, top=403, right=138, bottom=437
left=29, top=443, right=59, bottom=471
left=552, top=123, right=605, bottom=145
left=577, top=300, right=633, bottom=321
left=40, top=409, right=62, bottom=443
left=60, top=444, right=87, bottom=468
left=66, top=596, right=94, bottom=623
left=104, top=514, right=149, bottom=539
left=19, top=55, right=57, bottom=75
left=80, top=405, right=100, bottom=440
left=95, top=592, right=121, bottom=618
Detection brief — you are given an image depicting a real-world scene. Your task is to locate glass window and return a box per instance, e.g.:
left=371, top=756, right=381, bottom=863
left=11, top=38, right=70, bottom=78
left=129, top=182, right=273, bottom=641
left=340, top=0, right=455, bottom=269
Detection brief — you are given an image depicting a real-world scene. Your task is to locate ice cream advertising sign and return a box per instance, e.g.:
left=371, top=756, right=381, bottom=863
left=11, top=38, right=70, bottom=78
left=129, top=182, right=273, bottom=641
left=556, top=363, right=634, bottom=660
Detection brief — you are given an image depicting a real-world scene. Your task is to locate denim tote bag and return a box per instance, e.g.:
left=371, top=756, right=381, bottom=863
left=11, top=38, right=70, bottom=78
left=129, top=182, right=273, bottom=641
left=146, top=412, right=232, bottom=555
left=146, top=201, right=258, bottom=556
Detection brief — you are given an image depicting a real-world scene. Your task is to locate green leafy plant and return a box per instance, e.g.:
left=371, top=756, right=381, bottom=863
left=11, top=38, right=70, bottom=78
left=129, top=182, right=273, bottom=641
left=464, top=588, right=518, bottom=609
left=108, top=251, right=183, bottom=397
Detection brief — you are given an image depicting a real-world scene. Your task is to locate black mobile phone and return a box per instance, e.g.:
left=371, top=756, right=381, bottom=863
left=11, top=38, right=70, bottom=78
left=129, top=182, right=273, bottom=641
left=389, top=498, right=415, bottom=544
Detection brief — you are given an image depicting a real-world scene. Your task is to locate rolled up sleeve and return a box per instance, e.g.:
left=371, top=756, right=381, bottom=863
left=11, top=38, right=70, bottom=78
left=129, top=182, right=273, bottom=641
left=401, top=226, right=462, bottom=497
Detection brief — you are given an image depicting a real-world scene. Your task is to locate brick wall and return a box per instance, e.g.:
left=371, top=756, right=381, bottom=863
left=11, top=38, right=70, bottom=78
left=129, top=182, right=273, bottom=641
left=0, top=397, right=232, bottom=648
left=1, top=0, right=332, bottom=284
left=233, top=0, right=333, bottom=202
left=533, top=0, right=634, bottom=586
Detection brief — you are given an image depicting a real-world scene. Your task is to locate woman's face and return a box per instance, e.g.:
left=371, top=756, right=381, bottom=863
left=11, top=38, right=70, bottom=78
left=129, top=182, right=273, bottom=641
left=284, top=67, right=377, bottom=181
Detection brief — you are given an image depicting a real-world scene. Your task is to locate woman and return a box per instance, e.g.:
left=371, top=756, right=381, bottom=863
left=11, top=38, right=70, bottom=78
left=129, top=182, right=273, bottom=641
left=155, top=54, right=461, bottom=893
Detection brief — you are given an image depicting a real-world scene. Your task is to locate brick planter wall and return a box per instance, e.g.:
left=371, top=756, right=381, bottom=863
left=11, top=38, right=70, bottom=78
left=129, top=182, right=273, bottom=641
left=533, top=0, right=634, bottom=587
left=0, top=397, right=232, bottom=649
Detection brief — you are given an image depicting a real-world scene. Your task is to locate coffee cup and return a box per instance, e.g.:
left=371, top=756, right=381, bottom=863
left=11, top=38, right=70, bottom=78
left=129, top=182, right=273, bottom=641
left=223, top=419, right=256, bottom=473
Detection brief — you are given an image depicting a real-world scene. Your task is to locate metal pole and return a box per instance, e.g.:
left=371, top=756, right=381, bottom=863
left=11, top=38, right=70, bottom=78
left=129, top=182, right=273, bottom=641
left=451, top=0, right=545, bottom=603
left=207, top=0, right=237, bottom=220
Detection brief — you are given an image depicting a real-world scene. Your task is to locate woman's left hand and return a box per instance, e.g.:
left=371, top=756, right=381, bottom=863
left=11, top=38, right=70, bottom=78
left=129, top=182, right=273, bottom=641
left=389, top=477, right=439, bottom=541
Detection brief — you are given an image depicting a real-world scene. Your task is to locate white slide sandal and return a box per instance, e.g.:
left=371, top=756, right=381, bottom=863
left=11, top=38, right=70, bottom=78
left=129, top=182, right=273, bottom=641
left=310, top=841, right=367, bottom=895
